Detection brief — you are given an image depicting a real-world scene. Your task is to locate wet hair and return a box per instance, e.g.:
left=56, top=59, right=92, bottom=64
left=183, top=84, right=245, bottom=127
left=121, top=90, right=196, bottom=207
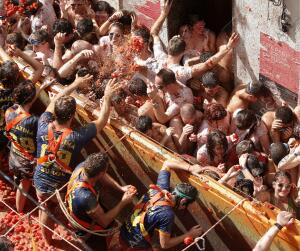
left=294, top=123, right=300, bottom=140
left=54, top=96, right=76, bottom=124
left=83, top=153, right=109, bottom=178
left=109, top=22, right=125, bottom=33
left=204, top=103, right=227, bottom=121
left=118, top=10, right=133, bottom=27
left=245, top=81, right=263, bottom=96
left=128, top=78, right=147, bottom=97
left=157, top=69, right=176, bottom=86
left=135, top=116, right=152, bottom=133
left=132, top=27, right=151, bottom=44
left=77, top=18, right=94, bottom=37
left=235, top=109, right=256, bottom=130
left=93, top=1, right=114, bottom=15
left=111, top=89, right=127, bottom=104
left=203, top=170, right=220, bottom=181
left=172, top=183, right=198, bottom=205
left=246, top=154, right=265, bottom=177
left=270, top=143, right=289, bottom=165
left=234, top=179, right=254, bottom=197
left=188, top=14, right=205, bottom=27
left=6, top=32, right=26, bottom=50
left=53, top=18, right=73, bottom=35
left=207, top=130, right=228, bottom=160
left=201, top=71, right=218, bottom=88
left=274, top=171, right=291, bottom=183
left=199, top=52, right=214, bottom=63
left=12, top=80, right=36, bottom=105
left=168, top=36, right=186, bottom=56
left=0, top=236, right=14, bottom=251
left=236, top=140, right=254, bottom=156
left=0, top=60, right=20, bottom=88
left=275, top=106, right=294, bottom=124
left=29, top=29, right=49, bottom=45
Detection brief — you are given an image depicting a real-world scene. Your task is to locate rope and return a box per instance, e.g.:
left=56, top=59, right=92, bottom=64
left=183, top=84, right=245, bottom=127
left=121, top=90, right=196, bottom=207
left=0, top=200, right=84, bottom=251
left=55, top=190, right=120, bottom=237
left=181, top=198, right=247, bottom=251
left=0, top=170, right=90, bottom=250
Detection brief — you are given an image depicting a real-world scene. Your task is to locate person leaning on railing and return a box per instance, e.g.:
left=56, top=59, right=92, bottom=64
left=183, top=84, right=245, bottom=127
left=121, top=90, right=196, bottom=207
left=252, top=211, right=294, bottom=251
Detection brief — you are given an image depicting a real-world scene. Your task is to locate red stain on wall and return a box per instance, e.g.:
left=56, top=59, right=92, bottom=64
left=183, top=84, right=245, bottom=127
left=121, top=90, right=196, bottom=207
left=260, top=32, right=300, bottom=94
left=131, top=0, right=161, bottom=29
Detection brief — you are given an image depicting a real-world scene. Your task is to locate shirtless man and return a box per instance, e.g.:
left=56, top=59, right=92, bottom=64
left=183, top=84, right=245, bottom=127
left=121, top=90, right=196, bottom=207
left=135, top=115, right=177, bottom=151
left=262, top=106, right=298, bottom=143
left=188, top=15, right=216, bottom=53
left=201, top=71, right=229, bottom=107
left=150, top=0, right=239, bottom=85
left=178, top=103, right=203, bottom=154
left=227, top=81, right=263, bottom=114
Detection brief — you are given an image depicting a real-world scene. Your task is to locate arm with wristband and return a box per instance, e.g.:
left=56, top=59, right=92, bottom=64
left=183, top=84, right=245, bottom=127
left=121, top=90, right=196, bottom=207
left=252, top=211, right=294, bottom=251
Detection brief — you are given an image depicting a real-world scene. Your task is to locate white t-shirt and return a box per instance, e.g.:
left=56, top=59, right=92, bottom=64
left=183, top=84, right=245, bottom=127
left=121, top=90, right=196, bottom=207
left=152, top=39, right=193, bottom=85
left=31, top=0, right=57, bottom=34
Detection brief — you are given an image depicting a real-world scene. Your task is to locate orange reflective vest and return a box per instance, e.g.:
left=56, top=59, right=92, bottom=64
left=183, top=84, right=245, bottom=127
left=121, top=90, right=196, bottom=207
left=131, top=184, right=175, bottom=243
left=5, top=110, right=35, bottom=161
left=66, top=170, right=104, bottom=231
left=37, top=123, right=73, bottom=174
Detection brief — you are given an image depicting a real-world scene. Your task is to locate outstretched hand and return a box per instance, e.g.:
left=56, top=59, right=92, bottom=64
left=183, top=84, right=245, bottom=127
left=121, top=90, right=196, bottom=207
left=104, top=78, right=121, bottom=99
left=161, top=0, right=173, bottom=16
left=276, top=211, right=295, bottom=227
left=227, top=32, right=239, bottom=49
left=74, top=73, right=93, bottom=87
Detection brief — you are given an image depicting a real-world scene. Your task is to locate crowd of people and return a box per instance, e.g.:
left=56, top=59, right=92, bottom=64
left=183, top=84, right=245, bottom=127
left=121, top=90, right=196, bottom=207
left=0, top=0, right=299, bottom=250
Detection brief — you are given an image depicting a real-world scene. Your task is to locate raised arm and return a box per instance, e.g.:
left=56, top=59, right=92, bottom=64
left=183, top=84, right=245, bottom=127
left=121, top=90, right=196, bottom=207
left=150, top=0, right=173, bottom=39
left=253, top=211, right=294, bottom=251
left=98, top=11, right=124, bottom=36
left=191, top=33, right=239, bottom=78
left=278, top=148, right=300, bottom=170
left=7, top=46, right=44, bottom=84
left=162, top=159, right=203, bottom=174
left=58, top=49, right=94, bottom=78
left=53, top=32, right=67, bottom=69
left=46, top=74, right=93, bottom=113
left=92, top=78, right=120, bottom=134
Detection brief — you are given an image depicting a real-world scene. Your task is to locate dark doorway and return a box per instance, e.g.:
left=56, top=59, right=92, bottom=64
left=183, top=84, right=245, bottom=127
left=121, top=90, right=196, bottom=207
left=167, top=0, right=232, bottom=39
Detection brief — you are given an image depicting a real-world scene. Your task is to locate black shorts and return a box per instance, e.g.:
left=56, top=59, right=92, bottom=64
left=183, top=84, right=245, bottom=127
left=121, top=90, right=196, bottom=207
left=9, top=151, right=34, bottom=183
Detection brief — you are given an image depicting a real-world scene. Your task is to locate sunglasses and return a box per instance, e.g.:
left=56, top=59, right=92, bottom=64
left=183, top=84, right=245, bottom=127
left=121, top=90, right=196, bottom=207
left=277, top=183, right=292, bottom=189
left=109, top=32, right=121, bottom=39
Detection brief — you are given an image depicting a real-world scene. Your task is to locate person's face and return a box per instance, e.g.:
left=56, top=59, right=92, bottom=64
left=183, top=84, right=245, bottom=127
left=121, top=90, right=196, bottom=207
left=273, top=176, right=291, bottom=199
left=33, top=41, right=48, bottom=52
left=154, top=76, right=164, bottom=89
left=205, top=85, right=219, bottom=96
left=95, top=11, right=109, bottom=26
left=214, top=144, right=224, bottom=156
left=131, top=35, right=147, bottom=54
left=193, top=21, right=205, bottom=34
left=179, top=25, right=192, bottom=41
left=109, top=26, right=123, bottom=46
left=181, top=115, right=195, bottom=125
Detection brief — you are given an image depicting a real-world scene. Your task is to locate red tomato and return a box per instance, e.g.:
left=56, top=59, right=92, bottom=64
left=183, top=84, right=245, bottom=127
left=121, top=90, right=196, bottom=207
left=234, top=165, right=241, bottom=171
left=184, top=236, right=194, bottom=245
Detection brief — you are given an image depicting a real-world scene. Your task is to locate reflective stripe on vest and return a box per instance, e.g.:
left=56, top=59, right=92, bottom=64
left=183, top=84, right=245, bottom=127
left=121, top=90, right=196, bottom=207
left=66, top=170, right=104, bottom=231
left=131, top=184, right=175, bottom=243
left=37, top=123, right=73, bottom=174
left=5, top=110, right=35, bottom=161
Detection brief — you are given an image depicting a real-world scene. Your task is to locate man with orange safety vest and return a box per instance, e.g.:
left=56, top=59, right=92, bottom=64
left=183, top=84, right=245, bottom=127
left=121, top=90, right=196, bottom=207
left=119, top=159, right=204, bottom=251
left=66, top=152, right=137, bottom=251
left=33, top=74, right=120, bottom=248
left=5, top=80, right=49, bottom=213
